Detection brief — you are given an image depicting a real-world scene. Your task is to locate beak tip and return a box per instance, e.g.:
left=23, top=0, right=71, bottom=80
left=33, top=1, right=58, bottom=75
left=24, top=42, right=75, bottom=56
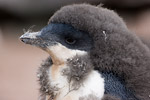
left=19, top=38, right=27, bottom=43
left=19, top=35, right=24, bottom=40
left=19, top=34, right=26, bottom=43
left=19, top=33, right=32, bottom=44
left=19, top=31, right=44, bottom=46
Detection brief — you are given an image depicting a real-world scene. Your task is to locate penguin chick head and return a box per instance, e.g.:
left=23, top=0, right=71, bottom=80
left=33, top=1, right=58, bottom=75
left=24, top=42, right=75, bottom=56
left=20, top=23, right=93, bottom=63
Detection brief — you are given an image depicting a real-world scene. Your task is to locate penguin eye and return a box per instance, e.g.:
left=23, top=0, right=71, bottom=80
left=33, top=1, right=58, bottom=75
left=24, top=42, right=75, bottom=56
left=65, top=37, right=76, bottom=44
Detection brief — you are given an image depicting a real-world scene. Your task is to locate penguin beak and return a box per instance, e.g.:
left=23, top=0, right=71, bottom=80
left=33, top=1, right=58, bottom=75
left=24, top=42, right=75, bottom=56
left=20, top=31, right=41, bottom=44
left=20, top=30, right=57, bottom=49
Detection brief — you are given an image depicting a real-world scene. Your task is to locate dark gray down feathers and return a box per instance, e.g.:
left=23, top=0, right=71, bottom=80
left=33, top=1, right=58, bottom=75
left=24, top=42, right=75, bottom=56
left=38, top=4, right=150, bottom=100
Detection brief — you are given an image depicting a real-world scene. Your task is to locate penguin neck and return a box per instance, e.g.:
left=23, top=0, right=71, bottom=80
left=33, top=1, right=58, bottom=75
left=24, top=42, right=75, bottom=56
left=46, top=49, right=65, bottom=65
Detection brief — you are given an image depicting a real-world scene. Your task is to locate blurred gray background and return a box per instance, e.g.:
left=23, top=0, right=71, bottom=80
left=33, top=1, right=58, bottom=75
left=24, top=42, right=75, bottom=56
left=0, top=0, right=150, bottom=100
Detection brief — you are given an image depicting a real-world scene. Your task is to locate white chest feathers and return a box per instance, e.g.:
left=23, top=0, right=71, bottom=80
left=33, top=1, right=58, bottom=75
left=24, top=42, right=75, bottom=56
left=48, top=64, right=105, bottom=100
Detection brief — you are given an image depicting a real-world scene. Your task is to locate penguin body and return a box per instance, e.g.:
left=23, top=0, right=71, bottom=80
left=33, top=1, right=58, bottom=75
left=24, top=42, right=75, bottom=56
left=20, top=4, right=150, bottom=100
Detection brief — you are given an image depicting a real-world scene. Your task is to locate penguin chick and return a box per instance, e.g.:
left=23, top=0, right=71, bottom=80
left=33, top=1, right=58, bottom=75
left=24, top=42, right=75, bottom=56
left=20, top=4, right=150, bottom=100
